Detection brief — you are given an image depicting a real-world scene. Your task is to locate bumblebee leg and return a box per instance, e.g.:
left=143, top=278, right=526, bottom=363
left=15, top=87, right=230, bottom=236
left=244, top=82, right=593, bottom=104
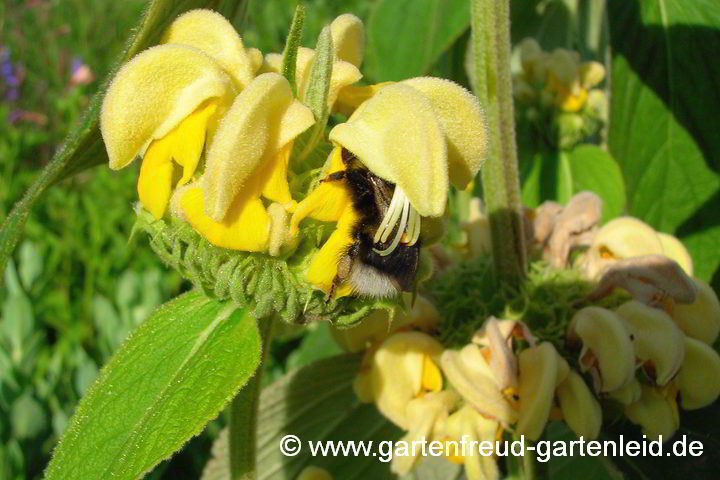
left=321, top=171, right=347, bottom=183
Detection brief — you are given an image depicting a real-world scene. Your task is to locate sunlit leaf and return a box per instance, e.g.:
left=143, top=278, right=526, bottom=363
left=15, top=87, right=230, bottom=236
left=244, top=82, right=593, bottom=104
left=45, top=291, right=261, bottom=480
left=365, top=0, right=471, bottom=81
left=608, top=0, right=720, bottom=285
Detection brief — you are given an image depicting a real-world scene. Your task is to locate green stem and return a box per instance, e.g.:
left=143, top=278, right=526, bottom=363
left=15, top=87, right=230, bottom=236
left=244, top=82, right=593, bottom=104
left=228, top=316, right=274, bottom=480
left=471, top=0, right=527, bottom=288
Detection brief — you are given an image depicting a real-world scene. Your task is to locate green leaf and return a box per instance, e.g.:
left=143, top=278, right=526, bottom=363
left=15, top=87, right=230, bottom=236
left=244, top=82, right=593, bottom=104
left=365, top=0, right=471, bottom=81
left=10, top=392, right=47, bottom=440
left=45, top=291, right=262, bottom=480
left=203, top=354, right=402, bottom=480
left=0, top=0, right=250, bottom=287
left=285, top=323, right=344, bottom=371
left=522, top=146, right=626, bottom=222
left=607, top=0, right=720, bottom=284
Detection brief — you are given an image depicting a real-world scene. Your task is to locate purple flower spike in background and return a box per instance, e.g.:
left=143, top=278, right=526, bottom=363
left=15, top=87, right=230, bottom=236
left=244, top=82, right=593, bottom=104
left=1, top=46, right=21, bottom=102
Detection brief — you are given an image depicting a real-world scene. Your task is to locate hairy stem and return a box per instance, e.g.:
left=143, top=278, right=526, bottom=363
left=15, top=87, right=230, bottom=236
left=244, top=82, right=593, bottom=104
left=471, top=0, right=527, bottom=288
left=228, top=316, right=274, bottom=480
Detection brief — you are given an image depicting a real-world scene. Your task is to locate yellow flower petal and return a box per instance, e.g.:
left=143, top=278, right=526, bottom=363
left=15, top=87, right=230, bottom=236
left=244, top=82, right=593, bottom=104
left=161, top=9, right=257, bottom=89
left=290, top=147, right=351, bottom=235
left=203, top=73, right=314, bottom=221
left=166, top=99, right=219, bottom=186
left=137, top=137, right=174, bottom=219
left=101, top=44, right=235, bottom=170
left=568, top=307, right=635, bottom=392
left=556, top=370, right=602, bottom=440
left=615, top=300, right=685, bottom=386
left=578, top=61, right=606, bottom=89
left=674, top=336, right=720, bottom=410
left=657, top=232, right=693, bottom=276
left=401, top=77, right=488, bottom=188
left=370, top=332, right=445, bottom=429
left=625, top=385, right=679, bottom=441
left=330, top=14, right=365, bottom=67
left=607, top=378, right=642, bottom=405
left=516, top=342, right=559, bottom=440
left=445, top=405, right=501, bottom=480
left=671, top=277, right=720, bottom=344
left=297, top=466, right=332, bottom=480
left=334, top=82, right=393, bottom=117
left=247, top=48, right=263, bottom=74
left=306, top=205, right=357, bottom=295
left=261, top=142, right=294, bottom=205
left=174, top=183, right=270, bottom=251
left=329, top=83, right=449, bottom=217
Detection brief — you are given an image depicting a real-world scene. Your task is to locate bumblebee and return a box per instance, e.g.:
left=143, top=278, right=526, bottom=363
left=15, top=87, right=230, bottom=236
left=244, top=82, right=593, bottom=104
left=322, top=148, right=421, bottom=298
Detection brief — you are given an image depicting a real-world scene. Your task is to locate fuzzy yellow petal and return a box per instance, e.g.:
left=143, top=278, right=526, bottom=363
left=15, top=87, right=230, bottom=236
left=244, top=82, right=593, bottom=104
left=174, top=184, right=270, bottom=251
left=166, top=99, right=218, bottom=186
left=672, top=278, right=720, bottom=344
left=101, top=44, right=235, bottom=170
left=161, top=9, right=256, bottom=89
left=296, top=466, right=332, bottom=480
left=625, top=386, right=679, bottom=441
left=306, top=205, right=356, bottom=295
left=657, top=232, right=693, bottom=276
left=330, top=13, right=365, bottom=67
left=203, top=73, right=313, bottom=220
left=137, top=138, right=174, bottom=219
left=568, top=307, right=635, bottom=392
left=261, top=142, right=294, bottom=205
left=334, top=82, right=392, bottom=117
left=675, top=337, right=720, bottom=410
left=556, top=370, right=602, bottom=440
left=247, top=48, right=263, bottom=74
left=516, top=342, right=559, bottom=440
left=444, top=405, right=501, bottom=480
left=290, top=148, right=351, bottom=235
left=329, top=83, right=449, bottom=217
left=401, top=77, right=488, bottom=188
left=615, top=300, right=685, bottom=386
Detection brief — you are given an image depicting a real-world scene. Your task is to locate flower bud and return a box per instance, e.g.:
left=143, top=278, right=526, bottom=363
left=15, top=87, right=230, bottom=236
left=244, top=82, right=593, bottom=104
left=330, top=14, right=365, bottom=67
left=625, top=386, right=679, bottom=441
left=568, top=307, right=635, bottom=392
left=615, top=300, right=685, bottom=386
left=516, top=342, right=561, bottom=440
left=671, top=278, right=720, bottom=344
left=674, top=337, right=720, bottom=410
left=556, top=370, right=602, bottom=440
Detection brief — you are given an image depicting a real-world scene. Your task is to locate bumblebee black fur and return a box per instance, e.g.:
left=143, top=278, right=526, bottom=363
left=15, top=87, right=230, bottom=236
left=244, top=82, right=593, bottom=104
left=324, top=148, right=420, bottom=298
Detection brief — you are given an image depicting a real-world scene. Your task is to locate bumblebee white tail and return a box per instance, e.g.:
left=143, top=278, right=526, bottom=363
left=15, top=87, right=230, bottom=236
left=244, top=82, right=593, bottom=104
left=373, top=186, right=421, bottom=256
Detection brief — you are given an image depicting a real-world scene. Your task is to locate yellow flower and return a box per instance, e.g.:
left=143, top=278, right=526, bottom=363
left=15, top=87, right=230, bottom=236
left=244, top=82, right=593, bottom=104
left=160, top=9, right=262, bottom=90
left=171, top=73, right=314, bottom=252
left=607, top=378, right=642, bottom=405
left=368, top=332, right=445, bottom=429
left=290, top=80, right=486, bottom=296
left=568, top=307, right=635, bottom=392
left=443, top=405, right=500, bottom=480
left=625, top=385, right=679, bottom=441
left=671, top=277, right=720, bottom=344
left=101, top=44, right=236, bottom=219
left=390, top=390, right=458, bottom=476
left=556, top=370, right=602, bottom=440
left=674, top=336, right=720, bottom=410
left=544, top=48, right=605, bottom=112
left=296, top=466, right=332, bottom=480
left=329, top=13, right=365, bottom=67
left=516, top=342, right=566, bottom=440
left=615, top=300, right=685, bottom=386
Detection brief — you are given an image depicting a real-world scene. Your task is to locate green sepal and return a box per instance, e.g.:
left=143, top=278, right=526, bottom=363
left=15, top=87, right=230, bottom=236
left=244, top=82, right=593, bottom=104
left=132, top=205, right=401, bottom=326
left=281, top=3, right=306, bottom=96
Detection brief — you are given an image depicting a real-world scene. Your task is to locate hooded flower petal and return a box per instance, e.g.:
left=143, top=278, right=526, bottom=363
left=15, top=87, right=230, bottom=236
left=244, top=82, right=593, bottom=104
left=625, top=386, right=679, bottom=441
left=556, top=370, right=602, bottom=440
left=330, top=14, right=365, bottom=67
left=161, top=9, right=259, bottom=89
left=400, top=77, right=487, bottom=189
left=203, top=73, right=314, bottom=221
left=370, top=332, right=444, bottom=429
left=568, top=307, right=635, bottom=392
left=657, top=232, right=693, bottom=276
left=615, top=300, right=685, bottom=386
left=101, top=44, right=235, bottom=170
left=329, top=83, right=449, bottom=217
left=674, top=337, right=720, bottom=410
left=516, top=342, right=560, bottom=440
left=584, top=217, right=664, bottom=279
left=671, top=277, right=720, bottom=344
left=440, top=344, right=517, bottom=426
left=607, top=378, right=642, bottom=405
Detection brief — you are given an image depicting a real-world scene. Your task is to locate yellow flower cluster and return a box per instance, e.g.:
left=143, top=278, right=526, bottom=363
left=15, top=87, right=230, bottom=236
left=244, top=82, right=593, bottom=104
left=101, top=9, right=487, bottom=298
left=513, top=38, right=606, bottom=114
